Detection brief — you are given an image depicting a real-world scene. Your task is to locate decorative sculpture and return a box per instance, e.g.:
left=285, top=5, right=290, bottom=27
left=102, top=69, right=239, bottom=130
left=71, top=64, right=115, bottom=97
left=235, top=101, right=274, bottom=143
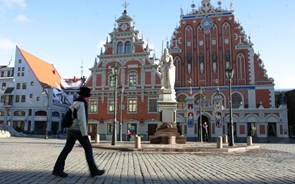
left=159, top=48, right=175, bottom=90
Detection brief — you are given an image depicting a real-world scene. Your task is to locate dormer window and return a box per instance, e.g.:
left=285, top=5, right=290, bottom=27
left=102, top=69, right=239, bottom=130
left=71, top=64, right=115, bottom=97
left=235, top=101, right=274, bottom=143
left=117, top=42, right=123, bottom=54
left=125, top=41, right=131, bottom=53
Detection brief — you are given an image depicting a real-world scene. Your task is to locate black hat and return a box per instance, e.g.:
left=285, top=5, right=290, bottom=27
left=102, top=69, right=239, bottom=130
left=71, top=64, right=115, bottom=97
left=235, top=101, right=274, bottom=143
left=78, top=87, right=91, bottom=97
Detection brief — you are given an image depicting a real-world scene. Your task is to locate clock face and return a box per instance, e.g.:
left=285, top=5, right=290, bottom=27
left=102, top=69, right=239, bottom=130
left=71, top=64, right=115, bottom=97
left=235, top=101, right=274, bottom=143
left=201, top=17, right=213, bottom=31
left=121, top=23, right=128, bottom=31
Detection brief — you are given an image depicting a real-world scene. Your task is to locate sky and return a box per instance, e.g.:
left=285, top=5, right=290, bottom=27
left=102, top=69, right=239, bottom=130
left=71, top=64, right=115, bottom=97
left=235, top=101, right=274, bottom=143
left=0, top=0, right=294, bottom=90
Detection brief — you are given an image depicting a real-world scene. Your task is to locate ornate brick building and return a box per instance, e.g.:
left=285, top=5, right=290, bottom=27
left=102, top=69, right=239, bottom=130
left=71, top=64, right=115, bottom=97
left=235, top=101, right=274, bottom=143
left=86, top=1, right=289, bottom=142
left=169, top=0, right=288, bottom=142
left=86, top=9, right=161, bottom=141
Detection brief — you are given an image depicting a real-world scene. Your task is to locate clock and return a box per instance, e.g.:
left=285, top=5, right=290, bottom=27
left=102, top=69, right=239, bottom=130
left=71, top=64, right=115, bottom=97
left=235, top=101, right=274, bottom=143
left=201, top=17, right=213, bottom=32
left=121, top=23, right=128, bottom=31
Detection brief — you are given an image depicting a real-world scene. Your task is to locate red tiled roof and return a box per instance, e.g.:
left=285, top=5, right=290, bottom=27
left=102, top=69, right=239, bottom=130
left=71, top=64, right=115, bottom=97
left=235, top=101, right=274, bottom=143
left=17, top=46, right=62, bottom=90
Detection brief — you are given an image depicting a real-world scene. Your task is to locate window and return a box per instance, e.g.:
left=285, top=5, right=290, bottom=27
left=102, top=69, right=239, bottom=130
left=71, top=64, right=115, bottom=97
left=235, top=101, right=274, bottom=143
left=1, top=83, right=6, bottom=90
left=268, top=122, right=276, bottom=137
left=22, top=83, right=27, bottom=89
left=90, top=100, right=98, bottom=113
left=16, top=83, right=21, bottom=89
left=125, top=41, right=131, bottom=53
left=107, top=123, right=113, bottom=135
left=108, top=99, right=114, bottom=112
left=15, top=95, right=20, bottom=102
left=148, top=99, right=157, bottom=112
left=128, top=99, right=137, bottom=112
left=30, top=94, right=33, bottom=98
left=14, top=111, right=25, bottom=116
left=21, top=95, right=26, bottom=102
left=18, top=59, right=22, bottom=63
left=109, top=75, right=115, bottom=87
left=129, top=74, right=137, bottom=86
left=30, top=82, right=34, bottom=86
left=232, top=93, right=242, bottom=108
left=18, top=67, right=21, bottom=71
left=117, top=42, right=123, bottom=54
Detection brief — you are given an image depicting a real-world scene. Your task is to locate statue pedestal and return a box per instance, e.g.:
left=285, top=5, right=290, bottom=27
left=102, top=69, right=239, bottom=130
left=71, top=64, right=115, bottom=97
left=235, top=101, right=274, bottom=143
left=157, top=89, right=177, bottom=124
left=149, top=88, right=186, bottom=144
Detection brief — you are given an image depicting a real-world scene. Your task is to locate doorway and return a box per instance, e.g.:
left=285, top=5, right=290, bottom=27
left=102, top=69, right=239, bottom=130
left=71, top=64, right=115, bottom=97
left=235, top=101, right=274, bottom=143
left=198, top=115, right=209, bottom=142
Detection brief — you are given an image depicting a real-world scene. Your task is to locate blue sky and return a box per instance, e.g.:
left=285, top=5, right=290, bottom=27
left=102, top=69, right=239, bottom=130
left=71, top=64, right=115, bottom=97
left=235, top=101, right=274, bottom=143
left=0, top=0, right=294, bottom=90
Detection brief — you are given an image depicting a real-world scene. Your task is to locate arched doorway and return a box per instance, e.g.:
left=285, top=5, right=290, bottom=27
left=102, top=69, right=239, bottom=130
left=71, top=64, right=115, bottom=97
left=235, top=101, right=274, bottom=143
left=198, top=115, right=210, bottom=142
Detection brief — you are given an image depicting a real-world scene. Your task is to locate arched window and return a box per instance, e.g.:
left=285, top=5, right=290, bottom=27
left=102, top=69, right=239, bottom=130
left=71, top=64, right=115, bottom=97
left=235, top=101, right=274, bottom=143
left=117, top=42, right=123, bottom=54
left=125, top=41, right=131, bottom=53
left=232, top=93, right=242, bottom=108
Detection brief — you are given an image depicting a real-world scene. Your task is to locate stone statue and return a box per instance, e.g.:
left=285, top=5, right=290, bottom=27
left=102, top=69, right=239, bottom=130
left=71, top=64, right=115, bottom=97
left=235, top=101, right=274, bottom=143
left=159, top=48, right=175, bottom=90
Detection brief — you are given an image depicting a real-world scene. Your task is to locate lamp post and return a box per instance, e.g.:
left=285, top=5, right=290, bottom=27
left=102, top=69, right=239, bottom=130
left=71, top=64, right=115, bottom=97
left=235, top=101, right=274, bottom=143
left=111, top=63, right=119, bottom=145
left=119, top=86, right=124, bottom=141
left=226, top=66, right=234, bottom=146
left=199, top=87, right=203, bottom=142
left=43, top=88, right=49, bottom=139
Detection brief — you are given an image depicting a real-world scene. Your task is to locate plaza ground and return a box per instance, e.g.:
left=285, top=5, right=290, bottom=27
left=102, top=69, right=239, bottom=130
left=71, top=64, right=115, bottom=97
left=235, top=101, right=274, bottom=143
left=0, top=137, right=294, bottom=184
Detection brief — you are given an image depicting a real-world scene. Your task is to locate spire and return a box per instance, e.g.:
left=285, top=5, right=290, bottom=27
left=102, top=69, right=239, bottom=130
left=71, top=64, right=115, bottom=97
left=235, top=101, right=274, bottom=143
left=122, top=0, right=129, bottom=15
left=230, top=0, right=234, bottom=12
left=145, top=43, right=150, bottom=53
left=80, top=59, right=84, bottom=79
left=94, top=57, right=98, bottom=67
left=180, top=5, right=184, bottom=16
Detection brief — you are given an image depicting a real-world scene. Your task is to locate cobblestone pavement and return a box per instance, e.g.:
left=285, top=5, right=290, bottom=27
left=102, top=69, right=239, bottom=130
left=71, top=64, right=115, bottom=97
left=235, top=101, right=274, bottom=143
left=0, top=137, right=294, bottom=184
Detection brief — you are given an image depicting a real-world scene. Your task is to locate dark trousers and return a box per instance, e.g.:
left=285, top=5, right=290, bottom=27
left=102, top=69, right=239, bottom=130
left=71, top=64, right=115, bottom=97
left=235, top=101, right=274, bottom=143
left=53, top=130, right=98, bottom=175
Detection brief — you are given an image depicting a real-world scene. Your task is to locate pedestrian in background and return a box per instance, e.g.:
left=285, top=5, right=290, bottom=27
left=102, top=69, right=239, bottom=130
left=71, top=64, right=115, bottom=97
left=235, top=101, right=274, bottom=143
left=52, top=87, right=105, bottom=178
left=203, top=122, right=210, bottom=142
left=127, top=129, right=132, bottom=141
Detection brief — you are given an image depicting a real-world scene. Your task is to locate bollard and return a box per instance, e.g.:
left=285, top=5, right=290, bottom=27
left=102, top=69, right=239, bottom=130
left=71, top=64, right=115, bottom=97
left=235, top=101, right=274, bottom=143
left=88, top=135, right=92, bottom=142
left=168, top=136, right=176, bottom=144
left=247, top=136, right=253, bottom=146
left=95, top=134, right=100, bottom=143
left=135, top=135, right=141, bottom=149
left=223, top=135, right=228, bottom=144
left=217, top=136, right=223, bottom=149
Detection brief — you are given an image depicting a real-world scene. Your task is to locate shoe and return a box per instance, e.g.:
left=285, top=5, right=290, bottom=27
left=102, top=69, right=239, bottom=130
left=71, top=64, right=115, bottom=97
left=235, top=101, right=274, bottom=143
left=52, top=171, right=68, bottom=178
left=91, top=169, right=105, bottom=177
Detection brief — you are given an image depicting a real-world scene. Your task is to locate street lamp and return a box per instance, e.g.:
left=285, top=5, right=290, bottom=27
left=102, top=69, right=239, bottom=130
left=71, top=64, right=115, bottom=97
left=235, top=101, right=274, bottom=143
left=199, top=87, right=203, bottom=142
left=226, top=66, right=234, bottom=146
left=111, top=63, right=119, bottom=145
left=42, top=88, right=49, bottom=139
left=119, top=86, right=124, bottom=141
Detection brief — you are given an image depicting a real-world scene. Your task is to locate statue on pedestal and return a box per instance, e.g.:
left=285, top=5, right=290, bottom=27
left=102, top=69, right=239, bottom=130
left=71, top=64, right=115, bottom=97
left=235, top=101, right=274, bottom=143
left=159, top=48, right=175, bottom=90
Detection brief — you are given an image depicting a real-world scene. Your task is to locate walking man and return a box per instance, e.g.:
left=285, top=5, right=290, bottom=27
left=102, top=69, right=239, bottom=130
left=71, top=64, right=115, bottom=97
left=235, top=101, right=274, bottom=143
left=52, top=87, right=105, bottom=177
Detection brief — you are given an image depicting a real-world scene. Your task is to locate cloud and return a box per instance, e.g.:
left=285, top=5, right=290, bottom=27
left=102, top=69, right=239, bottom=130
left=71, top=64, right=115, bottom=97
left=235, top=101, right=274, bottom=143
left=0, top=0, right=27, bottom=9
left=14, top=14, right=30, bottom=22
